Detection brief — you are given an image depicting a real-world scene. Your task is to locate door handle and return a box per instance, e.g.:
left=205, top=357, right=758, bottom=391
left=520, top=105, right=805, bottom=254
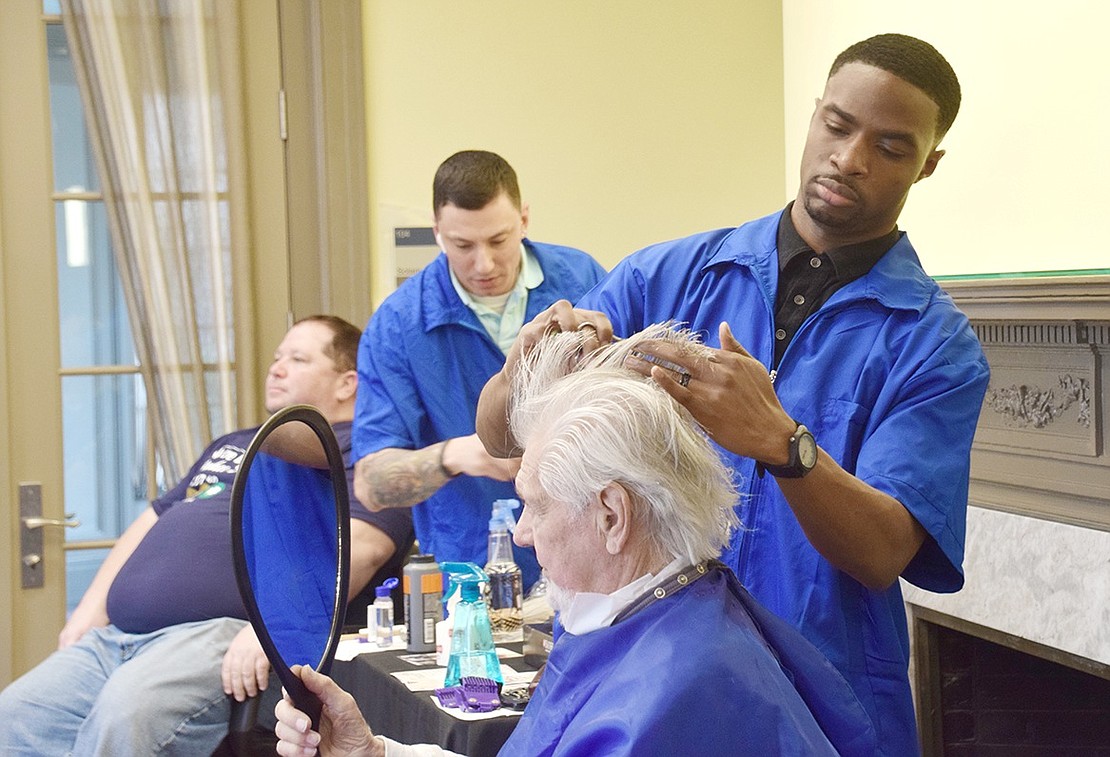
left=22, top=514, right=81, bottom=529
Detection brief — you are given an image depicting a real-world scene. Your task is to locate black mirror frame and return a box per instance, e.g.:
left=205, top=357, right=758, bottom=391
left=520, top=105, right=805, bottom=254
left=230, top=404, right=351, bottom=728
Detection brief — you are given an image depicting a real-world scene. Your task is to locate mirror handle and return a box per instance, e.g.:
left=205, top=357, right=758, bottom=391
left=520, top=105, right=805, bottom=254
left=286, top=672, right=323, bottom=730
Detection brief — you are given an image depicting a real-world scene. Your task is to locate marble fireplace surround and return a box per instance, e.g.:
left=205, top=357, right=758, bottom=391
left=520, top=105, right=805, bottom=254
left=904, top=274, right=1110, bottom=680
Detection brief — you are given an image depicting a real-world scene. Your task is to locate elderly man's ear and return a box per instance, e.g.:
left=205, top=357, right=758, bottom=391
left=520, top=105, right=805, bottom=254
left=597, top=482, right=634, bottom=555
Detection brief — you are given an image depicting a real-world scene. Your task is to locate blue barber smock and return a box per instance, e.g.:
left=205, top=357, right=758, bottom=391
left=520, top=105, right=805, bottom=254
left=502, top=564, right=877, bottom=756
left=578, top=210, right=989, bottom=754
left=354, top=241, right=605, bottom=590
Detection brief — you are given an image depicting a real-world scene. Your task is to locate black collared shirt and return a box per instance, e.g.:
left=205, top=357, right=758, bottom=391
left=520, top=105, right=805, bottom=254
left=772, top=204, right=900, bottom=368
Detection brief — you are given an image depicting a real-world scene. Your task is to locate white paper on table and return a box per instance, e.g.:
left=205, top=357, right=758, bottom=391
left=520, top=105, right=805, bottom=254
left=333, top=627, right=407, bottom=661
left=336, top=637, right=524, bottom=664
left=426, top=694, right=521, bottom=721
left=391, top=664, right=535, bottom=693
left=421, top=666, right=537, bottom=722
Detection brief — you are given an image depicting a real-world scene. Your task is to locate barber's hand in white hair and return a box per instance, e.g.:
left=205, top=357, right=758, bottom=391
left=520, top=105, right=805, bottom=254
left=506, top=300, right=614, bottom=374
left=478, top=300, right=613, bottom=460
left=441, top=434, right=521, bottom=481
left=631, top=322, right=796, bottom=462
left=274, top=665, right=382, bottom=757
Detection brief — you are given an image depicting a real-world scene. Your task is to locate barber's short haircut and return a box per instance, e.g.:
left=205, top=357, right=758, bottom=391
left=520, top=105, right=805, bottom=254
left=510, top=324, right=740, bottom=565
left=294, top=315, right=360, bottom=373
left=432, top=150, right=522, bottom=216
left=830, top=33, right=961, bottom=141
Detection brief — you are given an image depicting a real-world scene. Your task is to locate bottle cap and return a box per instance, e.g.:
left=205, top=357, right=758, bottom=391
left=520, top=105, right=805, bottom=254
left=489, top=498, right=521, bottom=531
left=375, top=576, right=399, bottom=599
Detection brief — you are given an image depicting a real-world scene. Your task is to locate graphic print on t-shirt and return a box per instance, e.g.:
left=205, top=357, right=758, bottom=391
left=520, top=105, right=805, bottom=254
left=185, top=442, right=246, bottom=501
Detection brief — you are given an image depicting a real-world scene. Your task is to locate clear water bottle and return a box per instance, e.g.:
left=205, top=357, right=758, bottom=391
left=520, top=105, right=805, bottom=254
left=485, top=498, right=523, bottom=643
left=373, top=577, right=399, bottom=648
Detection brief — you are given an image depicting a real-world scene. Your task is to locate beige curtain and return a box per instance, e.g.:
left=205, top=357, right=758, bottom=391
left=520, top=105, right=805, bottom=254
left=60, top=0, right=250, bottom=481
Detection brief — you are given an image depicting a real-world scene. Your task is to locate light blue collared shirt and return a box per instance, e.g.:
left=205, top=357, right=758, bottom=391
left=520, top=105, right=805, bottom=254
left=449, top=243, right=544, bottom=355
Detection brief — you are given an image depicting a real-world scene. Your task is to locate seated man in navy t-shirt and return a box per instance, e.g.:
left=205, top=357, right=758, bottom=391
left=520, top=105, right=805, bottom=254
left=0, top=315, right=414, bottom=756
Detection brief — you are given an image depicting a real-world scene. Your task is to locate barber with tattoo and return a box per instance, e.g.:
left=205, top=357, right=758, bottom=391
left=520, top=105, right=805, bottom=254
left=351, top=150, right=604, bottom=588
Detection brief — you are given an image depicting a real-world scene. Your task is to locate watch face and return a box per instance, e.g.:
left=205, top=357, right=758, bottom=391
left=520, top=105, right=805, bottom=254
left=798, top=430, right=818, bottom=469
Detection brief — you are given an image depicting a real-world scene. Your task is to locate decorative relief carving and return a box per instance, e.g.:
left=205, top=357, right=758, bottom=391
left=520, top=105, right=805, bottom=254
left=984, top=374, right=1091, bottom=429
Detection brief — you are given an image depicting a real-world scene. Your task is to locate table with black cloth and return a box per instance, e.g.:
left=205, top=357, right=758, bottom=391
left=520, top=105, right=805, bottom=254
left=330, top=641, right=534, bottom=757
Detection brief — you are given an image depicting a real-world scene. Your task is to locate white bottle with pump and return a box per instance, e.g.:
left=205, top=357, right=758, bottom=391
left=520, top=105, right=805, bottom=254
left=485, top=498, right=524, bottom=643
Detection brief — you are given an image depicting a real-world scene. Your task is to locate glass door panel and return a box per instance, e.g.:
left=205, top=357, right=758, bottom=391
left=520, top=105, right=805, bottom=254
left=46, top=14, right=155, bottom=615
left=54, top=201, right=134, bottom=368
left=59, top=373, right=149, bottom=610
left=47, top=22, right=100, bottom=195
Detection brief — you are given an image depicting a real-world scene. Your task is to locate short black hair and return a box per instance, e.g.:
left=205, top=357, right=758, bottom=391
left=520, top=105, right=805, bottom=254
left=295, top=315, right=360, bottom=373
left=830, top=33, right=961, bottom=141
left=432, top=150, right=521, bottom=216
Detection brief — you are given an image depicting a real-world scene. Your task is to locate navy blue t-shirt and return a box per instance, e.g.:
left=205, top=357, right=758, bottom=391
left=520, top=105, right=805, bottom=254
left=107, top=422, right=414, bottom=634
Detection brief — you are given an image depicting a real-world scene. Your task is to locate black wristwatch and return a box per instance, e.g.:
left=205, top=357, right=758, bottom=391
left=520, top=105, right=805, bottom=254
left=757, top=422, right=818, bottom=479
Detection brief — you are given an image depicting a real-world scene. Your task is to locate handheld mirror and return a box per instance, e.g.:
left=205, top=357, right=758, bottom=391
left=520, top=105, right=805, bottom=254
left=230, top=404, right=350, bottom=728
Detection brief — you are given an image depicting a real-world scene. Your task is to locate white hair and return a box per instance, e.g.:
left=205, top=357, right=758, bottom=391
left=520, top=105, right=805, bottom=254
left=509, top=323, right=739, bottom=564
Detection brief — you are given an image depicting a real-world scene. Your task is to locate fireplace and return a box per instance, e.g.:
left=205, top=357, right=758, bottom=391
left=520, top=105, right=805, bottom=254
left=904, top=274, right=1110, bottom=756
left=911, top=606, right=1110, bottom=755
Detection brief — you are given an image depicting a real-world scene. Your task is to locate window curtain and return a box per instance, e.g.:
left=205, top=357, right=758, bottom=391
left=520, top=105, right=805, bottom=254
left=60, top=0, right=251, bottom=482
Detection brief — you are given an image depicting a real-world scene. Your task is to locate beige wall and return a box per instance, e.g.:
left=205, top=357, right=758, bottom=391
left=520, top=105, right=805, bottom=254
left=362, top=2, right=784, bottom=306
left=783, top=1, right=1110, bottom=277
left=362, top=3, right=1110, bottom=287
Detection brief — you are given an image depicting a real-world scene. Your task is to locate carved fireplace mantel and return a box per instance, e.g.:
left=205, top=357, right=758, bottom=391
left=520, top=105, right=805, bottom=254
left=910, top=274, right=1110, bottom=754
left=940, top=274, right=1110, bottom=530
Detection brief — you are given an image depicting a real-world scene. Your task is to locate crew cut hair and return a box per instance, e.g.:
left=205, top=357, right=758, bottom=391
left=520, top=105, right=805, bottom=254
left=432, top=149, right=522, bottom=216
left=830, top=33, right=961, bottom=141
left=509, top=324, right=740, bottom=565
left=294, top=314, right=360, bottom=373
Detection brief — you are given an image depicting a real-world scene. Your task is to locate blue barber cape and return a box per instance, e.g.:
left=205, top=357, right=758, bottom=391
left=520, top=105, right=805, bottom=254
left=501, top=563, right=876, bottom=756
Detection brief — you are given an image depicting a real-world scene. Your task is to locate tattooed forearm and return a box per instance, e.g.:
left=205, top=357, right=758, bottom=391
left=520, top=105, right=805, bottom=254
left=354, top=444, right=451, bottom=510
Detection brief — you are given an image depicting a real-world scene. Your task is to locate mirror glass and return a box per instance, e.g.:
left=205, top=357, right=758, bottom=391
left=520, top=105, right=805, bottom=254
left=231, top=405, right=350, bottom=726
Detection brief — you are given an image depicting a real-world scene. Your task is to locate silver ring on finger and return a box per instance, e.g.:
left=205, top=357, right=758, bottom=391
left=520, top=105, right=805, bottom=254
left=678, top=372, right=692, bottom=388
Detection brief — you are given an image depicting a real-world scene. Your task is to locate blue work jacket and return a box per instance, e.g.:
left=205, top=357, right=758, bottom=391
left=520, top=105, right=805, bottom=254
left=354, top=241, right=606, bottom=590
left=578, top=210, right=990, bottom=755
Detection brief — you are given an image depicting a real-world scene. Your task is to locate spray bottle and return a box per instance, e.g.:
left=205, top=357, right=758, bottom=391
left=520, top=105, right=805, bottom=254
left=440, top=562, right=502, bottom=687
left=485, top=498, right=524, bottom=643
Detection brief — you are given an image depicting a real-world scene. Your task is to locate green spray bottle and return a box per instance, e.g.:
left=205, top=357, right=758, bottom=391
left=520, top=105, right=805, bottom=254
left=440, top=561, right=502, bottom=687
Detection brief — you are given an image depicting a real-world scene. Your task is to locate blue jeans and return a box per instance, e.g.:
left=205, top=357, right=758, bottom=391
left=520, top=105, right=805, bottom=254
left=0, top=617, right=248, bottom=755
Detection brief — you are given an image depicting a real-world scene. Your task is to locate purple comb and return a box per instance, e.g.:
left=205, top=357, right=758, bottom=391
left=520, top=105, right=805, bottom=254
left=460, top=676, right=501, bottom=712
left=434, top=686, right=465, bottom=709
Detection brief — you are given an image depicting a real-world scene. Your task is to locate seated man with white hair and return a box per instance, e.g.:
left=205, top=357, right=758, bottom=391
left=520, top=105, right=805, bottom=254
left=273, top=325, right=877, bottom=757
